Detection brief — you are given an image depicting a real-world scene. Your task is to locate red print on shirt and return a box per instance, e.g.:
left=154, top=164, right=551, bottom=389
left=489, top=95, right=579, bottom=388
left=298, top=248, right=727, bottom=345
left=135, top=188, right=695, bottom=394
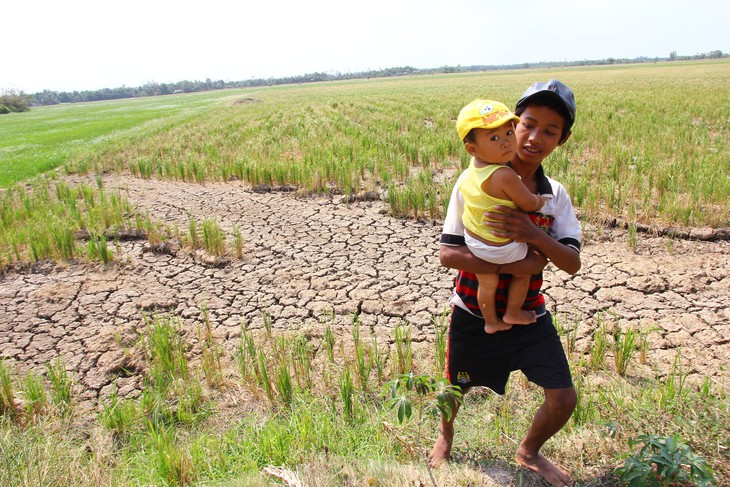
left=531, top=214, right=553, bottom=233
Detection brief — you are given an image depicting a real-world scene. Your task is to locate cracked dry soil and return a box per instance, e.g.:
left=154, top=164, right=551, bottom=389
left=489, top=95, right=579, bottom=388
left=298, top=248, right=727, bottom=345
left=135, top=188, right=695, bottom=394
left=1, top=174, right=728, bottom=415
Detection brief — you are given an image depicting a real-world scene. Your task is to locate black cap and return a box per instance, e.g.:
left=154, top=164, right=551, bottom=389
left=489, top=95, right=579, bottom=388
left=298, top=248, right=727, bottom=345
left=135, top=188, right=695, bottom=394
left=516, top=80, right=576, bottom=131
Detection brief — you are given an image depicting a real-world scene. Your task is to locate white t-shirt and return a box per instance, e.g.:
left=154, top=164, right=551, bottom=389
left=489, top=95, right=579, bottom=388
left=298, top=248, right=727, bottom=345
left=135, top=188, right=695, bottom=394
left=441, top=165, right=581, bottom=316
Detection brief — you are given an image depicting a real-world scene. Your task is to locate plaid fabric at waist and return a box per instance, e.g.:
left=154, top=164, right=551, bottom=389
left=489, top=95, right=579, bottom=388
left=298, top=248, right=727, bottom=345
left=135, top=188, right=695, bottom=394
left=453, top=270, right=545, bottom=317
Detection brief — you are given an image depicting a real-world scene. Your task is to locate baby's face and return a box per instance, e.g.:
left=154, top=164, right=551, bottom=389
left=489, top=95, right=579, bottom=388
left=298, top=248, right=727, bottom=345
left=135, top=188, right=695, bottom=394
left=468, top=123, right=517, bottom=165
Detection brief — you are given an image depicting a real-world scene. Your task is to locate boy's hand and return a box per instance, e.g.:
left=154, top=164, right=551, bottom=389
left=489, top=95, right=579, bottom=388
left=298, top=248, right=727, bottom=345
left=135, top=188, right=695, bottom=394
left=483, top=205, right=541, bottom=244
left=486, top=205, right=581, bottom=275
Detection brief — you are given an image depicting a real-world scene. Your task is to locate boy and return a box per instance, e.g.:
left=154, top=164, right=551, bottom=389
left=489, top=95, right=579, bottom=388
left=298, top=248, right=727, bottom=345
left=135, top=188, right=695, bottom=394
left=456, top=99, right=546, bottom=333
left=430, top=80, right=581, bottom=487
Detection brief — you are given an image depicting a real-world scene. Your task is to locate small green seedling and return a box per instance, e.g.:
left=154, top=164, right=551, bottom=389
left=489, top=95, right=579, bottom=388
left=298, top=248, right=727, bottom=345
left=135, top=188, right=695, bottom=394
left=616, top=433, right=716, bottom=487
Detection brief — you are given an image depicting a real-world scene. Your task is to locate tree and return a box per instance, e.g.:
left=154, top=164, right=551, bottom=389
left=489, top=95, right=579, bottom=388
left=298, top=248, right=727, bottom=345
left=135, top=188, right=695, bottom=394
left=0, top=90, right=32, bottom=113
left=32, top=90, right=61, bottom=106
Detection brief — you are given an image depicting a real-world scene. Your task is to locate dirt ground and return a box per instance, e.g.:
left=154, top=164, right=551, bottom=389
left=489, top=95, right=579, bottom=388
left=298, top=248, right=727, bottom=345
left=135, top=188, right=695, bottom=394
left=1, top=174, right=729, bottom=415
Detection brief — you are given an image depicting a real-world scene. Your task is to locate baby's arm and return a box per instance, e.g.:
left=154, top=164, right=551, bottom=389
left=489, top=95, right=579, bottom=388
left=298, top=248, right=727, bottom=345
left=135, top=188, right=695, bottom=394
left=485, top=168, right=545, bottom=212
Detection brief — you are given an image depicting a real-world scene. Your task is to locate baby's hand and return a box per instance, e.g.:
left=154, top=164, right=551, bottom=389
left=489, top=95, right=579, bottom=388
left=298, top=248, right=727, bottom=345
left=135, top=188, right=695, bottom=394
left=536, top=195, right=547, bottom=211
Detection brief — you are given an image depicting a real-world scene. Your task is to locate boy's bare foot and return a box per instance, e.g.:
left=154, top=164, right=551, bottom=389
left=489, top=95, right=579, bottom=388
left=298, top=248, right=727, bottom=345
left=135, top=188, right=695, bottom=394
left=484, top=318, right=512, bottom=334
left=516, top=448, right=573, bottom=487
left=428, top=429, right=453, bottom=468
left=502, top=309, right=537, bottom=325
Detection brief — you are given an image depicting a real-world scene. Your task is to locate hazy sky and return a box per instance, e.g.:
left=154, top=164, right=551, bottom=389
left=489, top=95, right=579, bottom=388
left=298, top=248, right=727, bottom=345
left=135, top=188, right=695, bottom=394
left=3, top=0, right=728, bottom=93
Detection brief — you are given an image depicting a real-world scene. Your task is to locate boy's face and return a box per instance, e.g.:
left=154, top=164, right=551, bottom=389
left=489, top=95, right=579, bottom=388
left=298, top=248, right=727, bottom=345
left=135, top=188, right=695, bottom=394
left=514, top=104, right=570, bottom=166
left=465, top=122, right=517, bottom=165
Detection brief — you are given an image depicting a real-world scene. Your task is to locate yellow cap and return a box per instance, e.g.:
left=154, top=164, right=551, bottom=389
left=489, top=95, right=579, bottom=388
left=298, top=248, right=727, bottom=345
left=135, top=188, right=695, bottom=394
left=456, top=99, right=520, bottom=140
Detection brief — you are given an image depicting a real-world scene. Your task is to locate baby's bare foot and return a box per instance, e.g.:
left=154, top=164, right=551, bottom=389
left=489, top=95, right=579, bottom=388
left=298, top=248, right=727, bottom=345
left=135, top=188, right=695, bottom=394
left=503, top=309, right=537, bottom=325
left=484, top=319, right=512, bottom=334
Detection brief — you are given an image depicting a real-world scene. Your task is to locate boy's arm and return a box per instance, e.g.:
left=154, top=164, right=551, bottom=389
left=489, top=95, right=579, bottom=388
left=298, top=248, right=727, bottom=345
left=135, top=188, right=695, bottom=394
left=483, top=205, right=581, bottom=275
left=440, top=244, right=547, bottom=275
left=485, top=168, right=545, bottom=212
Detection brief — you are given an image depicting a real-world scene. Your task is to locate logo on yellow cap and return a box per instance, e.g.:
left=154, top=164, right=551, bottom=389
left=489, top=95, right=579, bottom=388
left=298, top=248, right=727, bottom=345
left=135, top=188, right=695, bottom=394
left=456, top=99, right=520, bottom=140
left=479, top=103, right=494, bottom=115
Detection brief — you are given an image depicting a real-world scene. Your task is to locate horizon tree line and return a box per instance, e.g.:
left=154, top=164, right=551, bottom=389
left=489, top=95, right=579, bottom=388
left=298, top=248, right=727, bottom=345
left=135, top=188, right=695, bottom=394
left=2, top=50, right=726, bottom=112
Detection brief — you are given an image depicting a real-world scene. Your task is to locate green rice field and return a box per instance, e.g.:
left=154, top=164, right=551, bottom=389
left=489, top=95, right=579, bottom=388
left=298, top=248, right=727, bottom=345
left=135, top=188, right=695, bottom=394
left=2, top=60, right=729, bottom=228
left=0, top=90, right=241, bottom=186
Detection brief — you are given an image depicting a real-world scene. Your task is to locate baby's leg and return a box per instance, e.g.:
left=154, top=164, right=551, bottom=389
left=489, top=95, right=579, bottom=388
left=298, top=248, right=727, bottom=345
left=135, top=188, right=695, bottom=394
left=475, top=273, right=512, bottom=334
left=502, top=275, right=537, bottom=325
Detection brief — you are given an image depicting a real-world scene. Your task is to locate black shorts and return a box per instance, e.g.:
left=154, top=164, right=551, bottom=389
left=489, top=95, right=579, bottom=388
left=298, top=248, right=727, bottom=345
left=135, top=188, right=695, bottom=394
left=446, top=305, right=572, bottom=394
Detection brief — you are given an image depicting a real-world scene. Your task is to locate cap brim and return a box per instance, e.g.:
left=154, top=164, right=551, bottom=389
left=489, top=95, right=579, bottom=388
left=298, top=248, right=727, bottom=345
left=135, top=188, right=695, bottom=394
left=517, top=90, right=575, bottom=123
left=484, top=113, right=520, bottom=130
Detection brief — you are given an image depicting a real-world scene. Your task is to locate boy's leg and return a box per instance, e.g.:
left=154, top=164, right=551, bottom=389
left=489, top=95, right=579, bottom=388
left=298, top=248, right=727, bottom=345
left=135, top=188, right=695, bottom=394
left=516, top=387, right=577, bottom=486
left=502, top=275, right=537, bottom=325
left=516, top=319, right=576, bottom=486
left=475, top=273, right=511, bottom=333
left=428, top=386, right=467, bottom=468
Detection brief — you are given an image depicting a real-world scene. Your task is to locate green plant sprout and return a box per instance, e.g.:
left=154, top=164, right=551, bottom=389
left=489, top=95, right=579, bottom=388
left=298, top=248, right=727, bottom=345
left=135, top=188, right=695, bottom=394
left=616, top=433, right=716, bottom=487
left=385, top=372, right=462, bottom=487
